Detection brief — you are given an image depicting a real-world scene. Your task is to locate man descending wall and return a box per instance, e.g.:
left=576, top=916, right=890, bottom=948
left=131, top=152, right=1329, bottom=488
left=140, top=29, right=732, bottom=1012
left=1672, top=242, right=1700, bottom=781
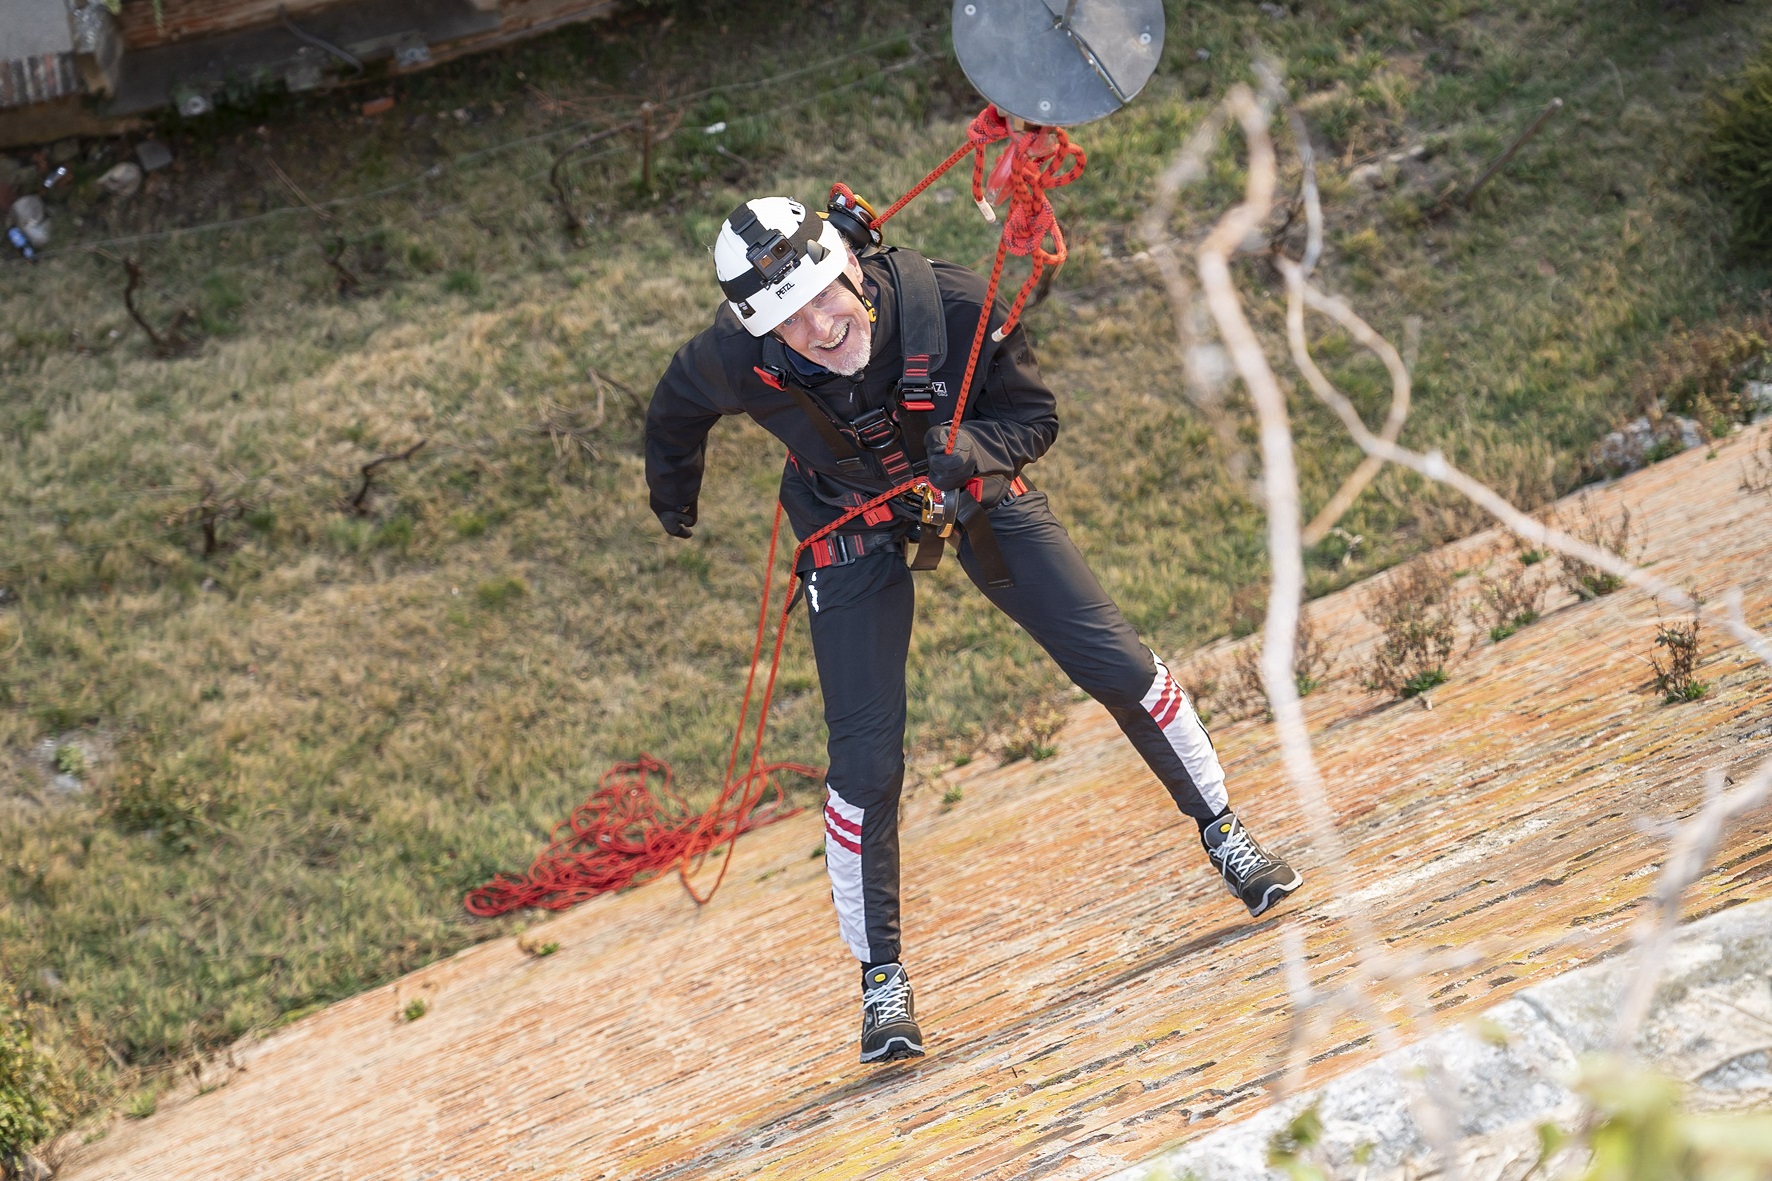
left=645, top=194, right=1303, bottom=1064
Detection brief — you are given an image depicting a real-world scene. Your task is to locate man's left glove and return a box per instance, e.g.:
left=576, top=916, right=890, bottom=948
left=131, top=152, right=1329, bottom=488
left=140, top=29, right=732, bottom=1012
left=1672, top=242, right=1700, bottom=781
left=654, top=502, right=697, bottom=539
left=922, top=424, right=979, bottom=491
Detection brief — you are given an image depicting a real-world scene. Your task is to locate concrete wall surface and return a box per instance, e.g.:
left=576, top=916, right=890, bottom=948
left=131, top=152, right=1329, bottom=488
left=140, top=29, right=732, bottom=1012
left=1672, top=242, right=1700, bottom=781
left=0, top=0, right=74, bottom=59
left=1115, top=897, right=1772, bottom=1181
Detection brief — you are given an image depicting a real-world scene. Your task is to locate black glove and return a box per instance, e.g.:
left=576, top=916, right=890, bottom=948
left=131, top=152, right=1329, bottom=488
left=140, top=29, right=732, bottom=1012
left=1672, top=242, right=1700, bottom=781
left=922, top=424, right=979, bottom=491
left=655, top=505, right=697, bottom=539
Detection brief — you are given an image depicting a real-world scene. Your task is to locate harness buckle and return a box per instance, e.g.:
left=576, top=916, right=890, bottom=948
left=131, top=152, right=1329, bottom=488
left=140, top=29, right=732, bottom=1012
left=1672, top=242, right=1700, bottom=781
left=897, top=380, right=936, bottom=413
left=850, top=406, right=901, bottom=451
left=919, top=483, right=958, bottom=538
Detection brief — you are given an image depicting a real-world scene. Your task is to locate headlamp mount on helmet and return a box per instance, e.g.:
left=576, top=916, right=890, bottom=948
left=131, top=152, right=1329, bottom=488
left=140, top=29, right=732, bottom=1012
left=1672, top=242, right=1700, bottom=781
left=715, top=196, right=853, bottom=336
left=718, top=200, right=828, bottom=309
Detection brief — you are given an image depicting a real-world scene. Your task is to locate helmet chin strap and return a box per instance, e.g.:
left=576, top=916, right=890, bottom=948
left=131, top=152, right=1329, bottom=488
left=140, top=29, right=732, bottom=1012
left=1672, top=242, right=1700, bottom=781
left=837, top=270, right=878, bottom=322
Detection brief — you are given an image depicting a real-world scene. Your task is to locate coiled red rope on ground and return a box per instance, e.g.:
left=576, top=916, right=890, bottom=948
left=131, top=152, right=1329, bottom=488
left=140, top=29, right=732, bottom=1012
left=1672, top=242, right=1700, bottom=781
left=462, top=755, right=815, bottom=915
left=466, top=104, right=1085, bottom=917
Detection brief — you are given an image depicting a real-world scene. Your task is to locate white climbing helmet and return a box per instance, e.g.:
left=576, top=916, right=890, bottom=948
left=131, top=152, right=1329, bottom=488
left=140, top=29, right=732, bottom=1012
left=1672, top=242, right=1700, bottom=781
left=713, top=196, right=849, bottom=336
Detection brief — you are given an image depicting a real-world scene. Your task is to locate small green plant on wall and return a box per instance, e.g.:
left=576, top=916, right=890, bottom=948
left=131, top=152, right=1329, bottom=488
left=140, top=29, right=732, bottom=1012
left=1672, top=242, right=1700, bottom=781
left=1650, top=607, right=1708, bottom=704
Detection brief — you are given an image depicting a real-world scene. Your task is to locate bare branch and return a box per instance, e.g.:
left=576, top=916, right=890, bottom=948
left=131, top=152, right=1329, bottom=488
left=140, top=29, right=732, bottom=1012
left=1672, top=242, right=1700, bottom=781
left=1194, top=80, right=1471, bottom=1167
left=266, top=157, right=335, bottom=224
left=1193, top=80, right=1376, bottom=947
left=1612, top=756, right=1772, bottom=1047
left=1460, top=98, right=1563, bottom=208
left=1136, top=104, right=1256, bottom=494
left=323, top=237, right=362, bottom=297
left=1291, top=272, right=1413, bottom=547
left=1285, top=109, right=1324, bottom=278
left=1159, top=63, right=1772, bottom=1172
left=1280, top=266, right=1772, bottom=665
left=348, top=439, right=428, bottom=515
left=118, top=256, right=196, bottom=357
left=549, top=120, right=641, bottom=238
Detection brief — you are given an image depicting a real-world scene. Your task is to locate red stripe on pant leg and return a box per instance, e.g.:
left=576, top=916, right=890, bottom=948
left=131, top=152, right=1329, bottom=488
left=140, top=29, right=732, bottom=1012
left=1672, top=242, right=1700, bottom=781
left=824, top=824, right=862, bottom=854
left=1150, top=681, right=1183, bottom=729
left=824, top=804, right=862, bottom=837
left=1143, top=679, right=1175, bottom=721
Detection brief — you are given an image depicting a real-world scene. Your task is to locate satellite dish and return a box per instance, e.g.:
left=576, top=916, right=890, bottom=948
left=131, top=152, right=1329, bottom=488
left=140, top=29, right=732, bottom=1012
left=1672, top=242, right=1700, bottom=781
left=952, top=0, right=1164, bottom=127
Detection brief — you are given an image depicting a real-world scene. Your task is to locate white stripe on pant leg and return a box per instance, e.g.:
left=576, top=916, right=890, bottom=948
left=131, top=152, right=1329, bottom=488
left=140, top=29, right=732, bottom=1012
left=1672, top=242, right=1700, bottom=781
left=1140, top=651, right=1230, bottom=814
left=822, top=786, right=870, bottom=962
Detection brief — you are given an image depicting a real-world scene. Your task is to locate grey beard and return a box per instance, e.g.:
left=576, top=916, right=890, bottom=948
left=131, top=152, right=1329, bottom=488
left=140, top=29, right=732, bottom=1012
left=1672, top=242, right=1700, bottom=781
left=825, top=322, right=872, bottom=376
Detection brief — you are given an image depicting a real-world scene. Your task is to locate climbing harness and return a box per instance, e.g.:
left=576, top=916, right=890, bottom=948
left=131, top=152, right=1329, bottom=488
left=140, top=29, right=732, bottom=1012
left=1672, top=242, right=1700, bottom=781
left=468, top=95, right=1100, bottom=917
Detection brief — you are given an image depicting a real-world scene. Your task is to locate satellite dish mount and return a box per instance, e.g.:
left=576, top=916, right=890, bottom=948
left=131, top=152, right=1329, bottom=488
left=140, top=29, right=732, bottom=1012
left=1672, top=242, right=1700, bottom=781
left=951, top=0, right=1164, bottom=129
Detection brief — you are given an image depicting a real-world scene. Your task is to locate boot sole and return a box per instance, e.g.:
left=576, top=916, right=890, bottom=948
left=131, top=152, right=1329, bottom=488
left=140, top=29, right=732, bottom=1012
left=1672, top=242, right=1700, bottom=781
left=1245, top=869, right=1304, bottom=918
left=860, top=1035, right=925, bottom=1063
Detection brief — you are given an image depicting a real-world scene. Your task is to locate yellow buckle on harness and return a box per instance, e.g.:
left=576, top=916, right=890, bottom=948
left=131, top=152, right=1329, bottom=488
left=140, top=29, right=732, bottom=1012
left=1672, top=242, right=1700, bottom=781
left=919, top=482, right=957, bottom=538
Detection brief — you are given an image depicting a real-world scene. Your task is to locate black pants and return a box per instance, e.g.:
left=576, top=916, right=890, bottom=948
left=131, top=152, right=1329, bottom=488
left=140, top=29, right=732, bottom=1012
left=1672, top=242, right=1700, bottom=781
left=806, top=492, right=1229, bottom=965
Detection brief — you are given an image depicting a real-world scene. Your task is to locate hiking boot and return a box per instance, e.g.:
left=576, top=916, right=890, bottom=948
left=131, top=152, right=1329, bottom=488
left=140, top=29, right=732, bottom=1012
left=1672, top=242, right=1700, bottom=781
left=1202, top=812, right=1303, bottom=917
left=859, top=963, right=925, bottom=1063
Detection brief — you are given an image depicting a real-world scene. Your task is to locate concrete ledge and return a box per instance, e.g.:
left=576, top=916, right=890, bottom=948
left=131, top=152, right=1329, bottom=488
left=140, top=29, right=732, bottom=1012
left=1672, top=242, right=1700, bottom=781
left=1113, top=898, right=1772, bottom=1180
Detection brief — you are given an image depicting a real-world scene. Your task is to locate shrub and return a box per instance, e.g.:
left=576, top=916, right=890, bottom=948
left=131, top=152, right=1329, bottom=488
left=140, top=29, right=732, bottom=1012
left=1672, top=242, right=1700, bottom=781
left=1561, top=1055, right=1772, bottom=1181
left=1363, top=557, right=1461, bottom=699
left=1707, top=36, right=1772, bottom=255
left=996, top=704, right=1064, bottom=764
left=1224, top=607, right=1336, bottom=719
left=0, top=1009, right=63, bottom=1163
left=51, top=744, right=85, bottom=778
left=1650, top=608, right=1708, bottom=704
left=1630, top=314, right=1772, bottom=432
left=1266, top=1104, right=1335, bottom=1179
left=1472, top=541, right=1548, bottom=642
left=108, top=749, right=235, bottom=852
left=1555, top=497, right=1641, bottom=601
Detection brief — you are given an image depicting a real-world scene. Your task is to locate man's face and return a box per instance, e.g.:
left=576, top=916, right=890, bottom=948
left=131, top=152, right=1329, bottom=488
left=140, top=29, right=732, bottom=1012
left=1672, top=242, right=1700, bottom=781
left=773, top=253, right=872, bottom=376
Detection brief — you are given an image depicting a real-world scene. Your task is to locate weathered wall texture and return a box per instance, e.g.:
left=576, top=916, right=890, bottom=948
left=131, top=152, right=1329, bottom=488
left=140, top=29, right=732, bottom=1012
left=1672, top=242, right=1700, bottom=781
left=1117, top=896, right=1772, bottom=1180
left=113, top=0, right=613, bottom=51
left=54, top=425, right=1772, bottom=1180
left=116, top=0, right=364, bottom=50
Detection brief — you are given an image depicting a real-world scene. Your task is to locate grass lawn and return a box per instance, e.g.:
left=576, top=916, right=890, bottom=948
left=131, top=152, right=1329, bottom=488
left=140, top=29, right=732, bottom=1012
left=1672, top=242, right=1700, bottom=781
left=1, top=0, right=1767, bottom=1134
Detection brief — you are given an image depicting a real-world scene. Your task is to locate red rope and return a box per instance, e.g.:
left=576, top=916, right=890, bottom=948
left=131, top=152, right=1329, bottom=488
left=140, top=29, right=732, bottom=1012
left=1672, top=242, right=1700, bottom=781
left=879, top=105, right=1084, bottom=451
left=466, top=104, right=1086, bottom=917
left=462, top=754, right=815, bottom=915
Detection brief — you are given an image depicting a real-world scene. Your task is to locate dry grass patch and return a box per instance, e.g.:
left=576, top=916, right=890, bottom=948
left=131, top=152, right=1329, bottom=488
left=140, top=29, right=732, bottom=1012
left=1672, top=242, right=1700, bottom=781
left=1471, top=539, right=1550, bottom=643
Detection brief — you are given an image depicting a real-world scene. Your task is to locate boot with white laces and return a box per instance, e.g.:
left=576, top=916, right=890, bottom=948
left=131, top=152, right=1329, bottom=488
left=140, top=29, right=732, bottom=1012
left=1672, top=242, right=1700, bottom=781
left=1202, top=811, right=1303, bottom=917
left=859, top=963, right=925, bottom=1063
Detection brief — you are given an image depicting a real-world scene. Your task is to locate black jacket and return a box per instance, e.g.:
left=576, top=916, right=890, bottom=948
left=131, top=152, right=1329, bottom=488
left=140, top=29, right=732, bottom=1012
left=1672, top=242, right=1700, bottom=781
left=645, top=250, right=1058, bottom=539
